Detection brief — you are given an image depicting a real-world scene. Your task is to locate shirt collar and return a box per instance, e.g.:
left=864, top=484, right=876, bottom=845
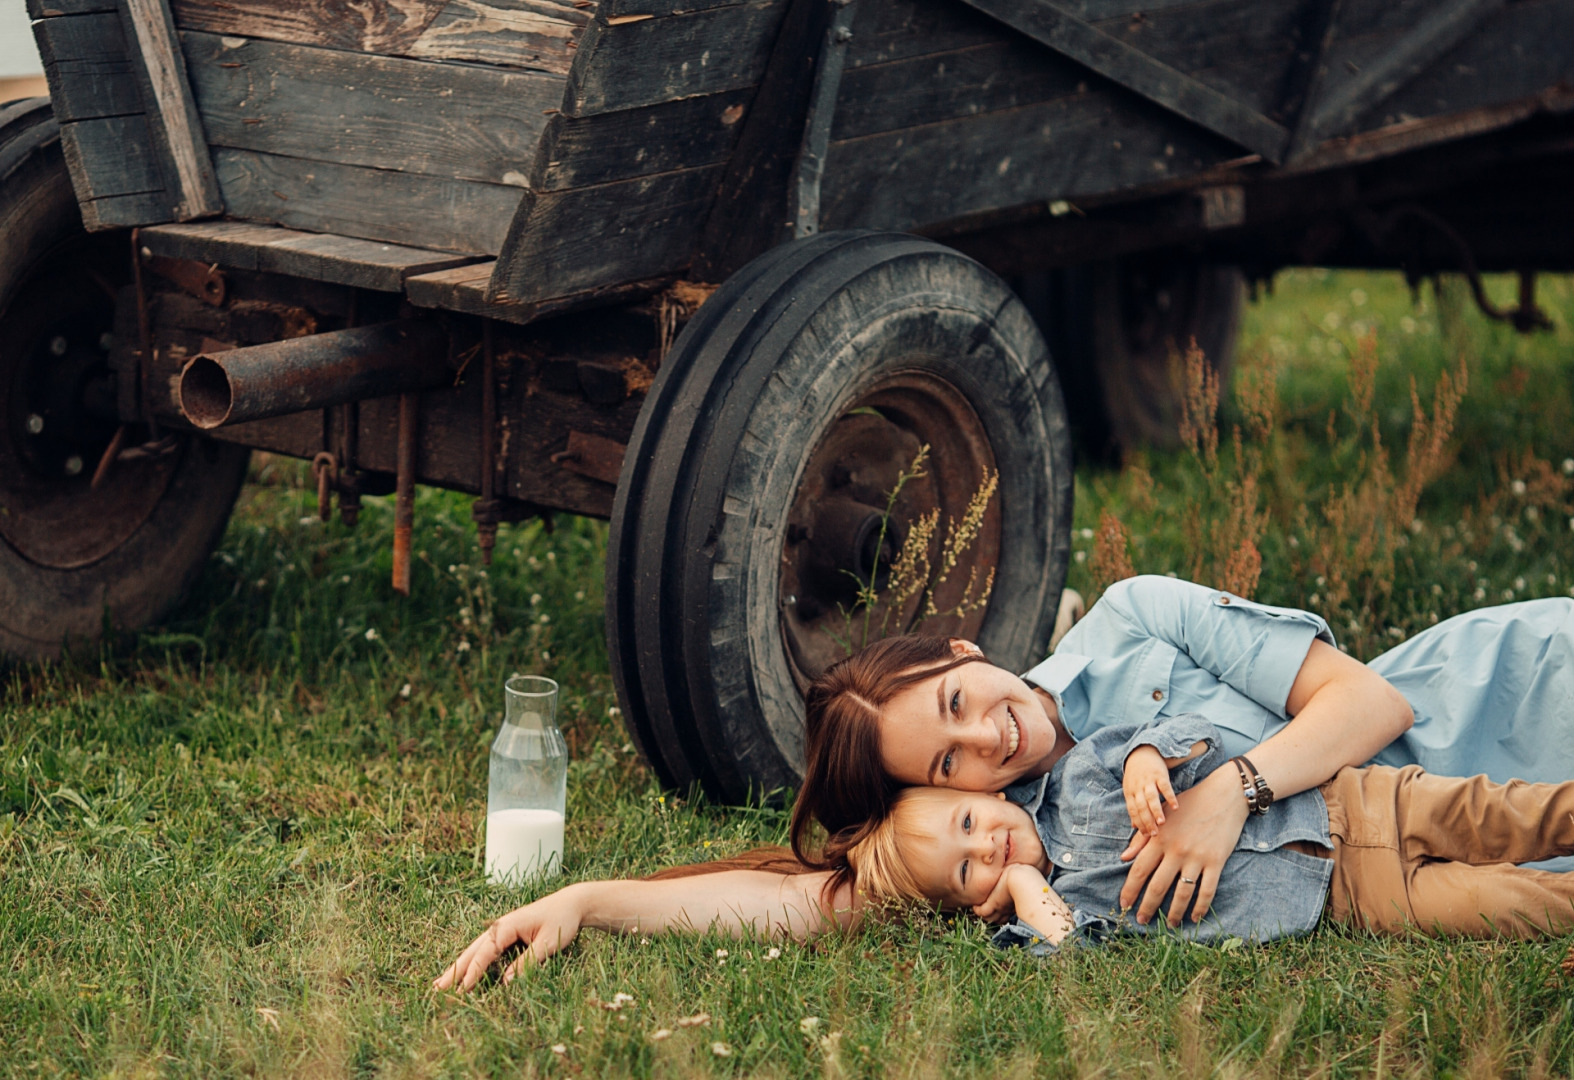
left=1019, top=652, right=1091, bottom=715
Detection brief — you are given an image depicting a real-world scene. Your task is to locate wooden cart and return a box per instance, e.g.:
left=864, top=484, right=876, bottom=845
left=7, top=0, right=1573, bottom=796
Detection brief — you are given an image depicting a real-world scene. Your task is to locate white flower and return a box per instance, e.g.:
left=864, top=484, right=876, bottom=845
left=676, top=1013, right=710, bottom=1027
left=1400, top=315, right=1418, bottom=334
left=456, top=640, right=471, bottom=653
left=399, top=683, right=412, bottom=699
left=546, top=551, right=556, bottom=562
left=364, top=628, right=378, bottom=641
left=1074, top=551, right=1086, bottom=563
left=1548, top=574, right=1557, bottom=586
left=1431, top=583, right=1442, bottom=595
left=1350, top=288, right=1367, bottom=306
left=1408, top=518, right=1424, bottom=535
left=448, top=564, right=458, bottom=573
left=1527, top=506, right=1541, bottom=522
left=1514, top=576, right=1526, bottom=591
left=574, top=591, right=585, bottom=601
left=1287, top=535, right=1299, bottom=548
left=710, top=1042, right=731, bottom=1057
left=650, top=1029, right=672, bottom=1041
left=715, top=948, right=728, bottom=960
left=800, top=1017, right=821, bottom=1034
left=340, top=574, right=351, bottom=584
left=1079, top=527, right=1094, bottom=540
left=1386, top=626, right=1405, bottom=640
left=608, top=706, right=622, bottom=717
left=298, top=516, right=317, bottom=526
left=530, top=593, right=542, bottom=606
left=1512, top=479, right=1527, bottom=496
left=539, top=614, right=551, bottom=624
left=1474, top=587, right=1487, bottom=601
left=1503, top=588, right=1516, bottom=601
left=550, top=1044, right=566, bottom=1055
left=1315, top=575, right=1326, bottom=587
left=1563, top=458, right=1574, bottom=475
left=765, top=947, right=781, bottom=960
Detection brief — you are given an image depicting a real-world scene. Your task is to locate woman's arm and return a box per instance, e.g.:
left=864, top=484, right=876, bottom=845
left=1119, top=639, right=1412, bottom=926
left=433, top=869, right=852, bottom=991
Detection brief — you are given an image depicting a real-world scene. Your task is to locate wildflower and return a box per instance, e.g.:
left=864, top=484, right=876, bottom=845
left=1527, top=506, right=1540, bottom=522
left=765, top=947, right=781, bottom=960
left=456, top=639, right=471, bottom=653
left=703, top=840, right=712, bottom=848
left=1400, top=315, right=1417, bottom=334
left=1564, top=458, right=1574, bottom=475
left=1515, top=576, right=1526, bottom=592
left=1549, top=574, right=1557, bottom=586
left=1316, top=575, right=1326, bottom=587
left=650, top=1029, right=672, bottom=1041
left=609, top=706, right=622, bottom=716
left=1474, top=587, right=1487, bottom=601
left=340, top=574, right=351, bottom=584
left=539, top=614, right=550, bottom=624
left=399, top=683, right=412, bottom=699
left=1074, top=551, right=1086, bottom=564
left=1350, top=288, right=1367, bottom=306
left=677, top=1013, right=710, bottom=1027
left=1287, top=535, right=1299, bottom=547
left=540, top=651, right=550, bottom=661
left=1503, top=588, right=1516, bottom=601
left=715, top=948, right=728, bottom=960
left=448, top=564, right=458, bottom=573
left=574, top=590, right=585, bottom=601
left=800, top=1017, right=821, bottom=1034
left=298, top=515, right=317, bottom=526
left=711, top=1042, right=731, bottom=1057
left=546, top=551, right=556, bottom=561
left=1079, top=527, right=1094, bottom=540
left=530, top=593, right=542, bottom=606
left=364, top=628, right=378, bottom=641
left=1409, top=518, right=1424, bottom=535
left=1387, top=627, right=1405, bottom=640
left=1431, top=583, right=1443, bottom=596
left=1512, top=479, right=1527, bottom=496
left=550, top=1044, right=566, bottom=1055
left=256, top=578, right=268, bottom=589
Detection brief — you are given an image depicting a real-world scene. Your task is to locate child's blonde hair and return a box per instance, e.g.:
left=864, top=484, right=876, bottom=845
left=844, top=788, right=956, bottom=909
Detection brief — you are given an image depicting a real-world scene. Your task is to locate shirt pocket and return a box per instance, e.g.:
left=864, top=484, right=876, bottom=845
left=1068, top=776, right=1139, bottom=843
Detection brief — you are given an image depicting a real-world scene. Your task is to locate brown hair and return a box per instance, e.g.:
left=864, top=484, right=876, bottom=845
left=843, top=787, right=957, bottom=909
left=788, top=635, right=985, bottom=888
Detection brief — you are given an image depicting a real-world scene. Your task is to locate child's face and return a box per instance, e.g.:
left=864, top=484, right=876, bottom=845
left=897, top=789, right=1047, bottom=909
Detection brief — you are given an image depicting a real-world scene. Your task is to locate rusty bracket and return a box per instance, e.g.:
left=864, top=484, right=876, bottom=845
left=142, top=252, right=227, bottom=307
left=392, top=393, right=418, bottom=596
left=550, top=430, right=627, bottom=486
left=312, top=451, right=338, bottom=523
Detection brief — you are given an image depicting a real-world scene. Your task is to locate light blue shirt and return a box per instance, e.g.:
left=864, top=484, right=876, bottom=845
left=1024, top=575, right=1574, bottom=870
left=1026, top=575, right=1574, bottom=783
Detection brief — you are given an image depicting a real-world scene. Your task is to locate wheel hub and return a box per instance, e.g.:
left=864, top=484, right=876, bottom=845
left=0, top=242, right=178, bottom=570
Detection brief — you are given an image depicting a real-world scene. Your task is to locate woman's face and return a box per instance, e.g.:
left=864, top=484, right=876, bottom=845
left=876, top=644, right=1064, bottom=790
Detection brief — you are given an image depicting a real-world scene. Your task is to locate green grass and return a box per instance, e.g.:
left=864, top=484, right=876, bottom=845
left=4, top=271, right=1574, bottom=1078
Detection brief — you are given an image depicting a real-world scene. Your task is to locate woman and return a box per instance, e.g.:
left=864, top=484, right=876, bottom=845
left=435, top=576, right=1574, bottom=990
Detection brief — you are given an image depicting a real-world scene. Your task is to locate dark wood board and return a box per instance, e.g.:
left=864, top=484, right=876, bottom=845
left=31, top=13, right=143, bottom=121
left=600, top=0, right=744, bottom=16
left=405, top=261, right=674, bottom=323
left=213, top=148, right=524, bottom=254
left=141, top=221, right=480, bottom=290
left=563, top=1, right=784, bottom=116
left=842, top=0, right=1003, bottom=69
left=182, top=32, right=560, bottom=186
left=27, top=0, right=117, bottom=16
left=122, top=0, right=224, bottom=219
left=1355, top=0, right=1574, bottom=132
left=818, top=88, right=1238, bottom=232
left=533, top=88, right=751, bottom=190
left=57, top=113, right=167, bottom=198
left=169, top=0, right=589, bottom=76
left=490, top=164, right=721, bottom=302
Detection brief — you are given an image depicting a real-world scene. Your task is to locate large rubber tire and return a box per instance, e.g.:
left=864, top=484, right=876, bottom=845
left=1016, top=256, right=1243, bottom=457
left=0, top=99, right=250, bottom=662
left=608, top=232, right=1074, bottom=801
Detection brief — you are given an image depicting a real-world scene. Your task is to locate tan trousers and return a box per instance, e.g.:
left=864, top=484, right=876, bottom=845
left=1320, top=764, right=1574, bottom=939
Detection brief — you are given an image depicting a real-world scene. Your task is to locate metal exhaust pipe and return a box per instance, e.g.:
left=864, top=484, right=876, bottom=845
left=178, top=320, right=450, bottom=429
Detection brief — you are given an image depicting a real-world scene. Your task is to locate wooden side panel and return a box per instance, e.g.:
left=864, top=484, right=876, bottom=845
left=169, top=0, right=590, bottom=75
left=213, top=149, right=524, bottom=253
left=123, top=0, right=224, bottom=218
left=818, top=89, right=1238, bottom=231
left=533, top=89, right=751, bottom=190
left=30, top=8, right=175, bottom=228
left=182, top=32, right=559, bottom=185
left=562, top=1, right=784, bottom=115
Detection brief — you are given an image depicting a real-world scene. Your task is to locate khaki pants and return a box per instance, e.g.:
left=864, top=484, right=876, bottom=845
left=1321, top=764, right=1574, bottom=939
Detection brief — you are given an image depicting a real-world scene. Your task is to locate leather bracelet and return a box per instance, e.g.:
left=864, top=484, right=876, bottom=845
left=1229, top=755, right=1274, bottom=815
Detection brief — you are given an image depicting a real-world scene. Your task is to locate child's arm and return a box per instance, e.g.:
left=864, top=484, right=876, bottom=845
left=433, top=870, right=850, bottom=992
left=1123, top=740, right=1210, bottom=836
left=1002, top=863, right=1075, bottom=946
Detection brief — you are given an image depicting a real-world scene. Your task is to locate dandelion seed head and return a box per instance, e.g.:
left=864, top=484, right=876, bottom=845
left=765, top=947, right=781, bottom=960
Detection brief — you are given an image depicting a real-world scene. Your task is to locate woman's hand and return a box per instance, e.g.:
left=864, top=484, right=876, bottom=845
left=1123, top=745, right=1179, bottom=836
left=433, top=885, right=588, bottom=992
left=1117, top=764, right=1248, bottom=927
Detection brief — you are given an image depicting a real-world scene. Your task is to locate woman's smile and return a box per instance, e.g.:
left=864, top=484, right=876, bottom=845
left=1003, top=706, right=1022, bottom=765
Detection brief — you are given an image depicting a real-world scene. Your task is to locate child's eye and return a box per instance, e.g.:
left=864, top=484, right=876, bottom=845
left=960, top=859, right=969, bottom=887
left=941, top=751, right=954, bottom=778
left=962, top=812, right=972, bottom=833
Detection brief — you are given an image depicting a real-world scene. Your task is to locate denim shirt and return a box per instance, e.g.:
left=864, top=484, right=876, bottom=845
left=992, top=713, right=1334, bottom=955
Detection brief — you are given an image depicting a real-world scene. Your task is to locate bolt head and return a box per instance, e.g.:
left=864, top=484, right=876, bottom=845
left=25, top=413, right=44, bottom=435
left=99, top=332, right=115, bottom=351
left=64, top=454, right=84, bottom=476
left=49, top=335, right=68, bottom=356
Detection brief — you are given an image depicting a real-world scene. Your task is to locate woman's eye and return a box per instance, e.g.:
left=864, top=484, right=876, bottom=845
left=950, top=690, right=961, bottom=714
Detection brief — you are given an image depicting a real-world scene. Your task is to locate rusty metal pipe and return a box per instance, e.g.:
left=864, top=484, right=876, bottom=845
left=392, top=392, right=418, bottom=596
left=177, top=320, right=449, bottom=430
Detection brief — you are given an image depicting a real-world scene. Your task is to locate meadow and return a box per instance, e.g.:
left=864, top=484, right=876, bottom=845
left=3, top=269, right=1574, bottom=1078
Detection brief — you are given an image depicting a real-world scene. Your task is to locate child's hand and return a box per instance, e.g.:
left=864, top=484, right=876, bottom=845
left=1123, top=744, right=1179, bottom=836
left=1003, top=864, right=1075, bottom=946
left=972, top=867, right=1020, bottom=924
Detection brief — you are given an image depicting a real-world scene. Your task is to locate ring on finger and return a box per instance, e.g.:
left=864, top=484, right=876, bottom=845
left=1180, top=875, right=1197, bottom=885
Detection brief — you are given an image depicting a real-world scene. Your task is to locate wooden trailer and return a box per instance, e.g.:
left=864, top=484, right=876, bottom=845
left=7, top=0, right=1574, bottom=797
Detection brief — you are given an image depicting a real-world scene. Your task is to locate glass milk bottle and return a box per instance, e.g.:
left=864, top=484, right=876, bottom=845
left=485, top=675, right=567, bottom=884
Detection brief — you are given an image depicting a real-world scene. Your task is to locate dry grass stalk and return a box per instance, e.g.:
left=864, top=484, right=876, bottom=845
left=1090, top=508, right=1136, bottom=593
left=924, top=470, right=1000, bottom=618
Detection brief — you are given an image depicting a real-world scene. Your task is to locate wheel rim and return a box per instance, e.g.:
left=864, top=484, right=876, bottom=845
left=778, top=370, right=1001, bottom=688
left=0, top=237, right=179, bottom=569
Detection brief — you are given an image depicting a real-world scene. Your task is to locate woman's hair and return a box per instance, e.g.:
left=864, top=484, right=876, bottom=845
left=789, top=635, right=986, bottom=876
left=641, top=846, right=809, bottom=880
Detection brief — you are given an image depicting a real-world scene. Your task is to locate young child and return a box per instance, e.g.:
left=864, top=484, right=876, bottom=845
left=847, top=713, right=1574, bottom=953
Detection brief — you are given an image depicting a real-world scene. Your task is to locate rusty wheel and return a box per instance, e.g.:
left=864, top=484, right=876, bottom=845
left=608, top=232, right=1072, bottom=801
left=0, top=100, right=249, bottom=662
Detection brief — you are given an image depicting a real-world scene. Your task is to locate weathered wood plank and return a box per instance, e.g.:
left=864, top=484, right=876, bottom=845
left=563, top=1, right=783, bottom=115
left=1305, top=0, right=1503, bottom=140
left=170, top=0, right=588, bottom=75
left=955, top=0, right=1290, bottom=161
left=141, top=220, right=480, bottom=289
left=27, top=0, right=117, bottom=16
left=1358, top=0, right=1574, bottom=132
left=183, top=32, right=559, bottom=186
left=122, top=0, right=223, bottom=218
left=213, top=148, right=524, bottom=254
left=601, top=0, right=741, bottom=16
left=31, top=13, right=143, bottom=121
left=405, top=260, right=671, bottom=323
left=819, top=89, right=1237, bottom=232
left=533, top=89, right=750, bottom=190
left=692, top=0, right=840, bottom=277
left=843, top=0, right=1001, bottom=69
left=58, top=113, right=167, bottom=198
left=490, top=164, right=720, bottom=302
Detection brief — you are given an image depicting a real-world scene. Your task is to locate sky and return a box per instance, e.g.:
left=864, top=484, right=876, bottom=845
left=2, top=0, right=43, bottom=78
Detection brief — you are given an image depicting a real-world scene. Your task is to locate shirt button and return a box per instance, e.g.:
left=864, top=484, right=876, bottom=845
left=1219, top=596, right=1232, bottom=605
left=1151, top=690, right=1164, bottom=701
left=1061, top=853, right=1074, bottom=864
left=1256, top=841, right=1269, bottom=850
